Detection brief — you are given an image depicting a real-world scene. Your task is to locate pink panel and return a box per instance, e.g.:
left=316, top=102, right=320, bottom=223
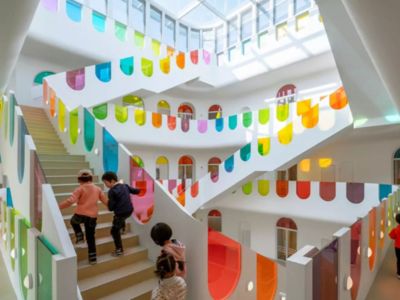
left=296, top=181, right=310, bottom=200
left=168, top=180, right=177, bottom=193
left=346, top=183, right=365, bottom=204
left=41, top=0, right=58, bottom=11
left=203, top=50, right=211, bottom=65
left=198, top=119, right=208, bottom=133
left=320, top=182, right=336, bottom=201
left=66, top=68, right=85, bottom=90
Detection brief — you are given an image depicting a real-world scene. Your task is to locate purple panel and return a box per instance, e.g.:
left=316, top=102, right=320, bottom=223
left=346, top=183, right=365, bottom=204
left=41, top=0, right=58, bottom=11
left=198, top=119, right=208, bottom=133
left=168, top=180, right=177, bottom=193
left=203, top=50, right=211, bottom=65
left=66, top=68, right=85, bottom=90
left=181, top=118, right=190, bottom=132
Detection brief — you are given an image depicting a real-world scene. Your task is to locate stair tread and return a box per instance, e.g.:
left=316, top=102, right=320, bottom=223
left=74, top=233, right=137, bottom=251
left=63, top=210, right=112, bottom=220
left=51, top=183, right=102, bottom=187
left=79, top=255, right=153, bottom=291
left=68, top=222, right=113, bottom=235
left=97, top=278, right=157, bottom=300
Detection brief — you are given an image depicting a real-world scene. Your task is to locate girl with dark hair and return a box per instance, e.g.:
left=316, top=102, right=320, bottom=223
left=389, top=213, right=400, bottom=279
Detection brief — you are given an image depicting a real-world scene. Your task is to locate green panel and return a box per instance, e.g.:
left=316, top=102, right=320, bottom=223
left=0, top=96, right=3, bottom=128
left=69, top=108, right=79, bottom=145
left=258, top=180, right=270, bottom=196
left=141, top=58, right=153, bottom=77
left=258, top=108, right=270, bottom=125
left=242, top=111, right=253, bottom=128
left=115, top=105, right=128, bottom=123
left=134, top=31, right=144, bottom=48
left=19, top=219, right=30, bottom=300
left=92, top=103, right=108, bottom=120
left=33, top=71, right=55, bottom=85
left=84, top=109, right=95, bottom=152
left=115, top=21, right=126, bottom=41
left=242, top=181, right=253, bottom=195
left=152, top=40, right=161, bottom=56
left=37, top=236, right=57, bottom=300
left=276, top=103, right=289, bottom=122
left=10, top=209, right=17, bottom=270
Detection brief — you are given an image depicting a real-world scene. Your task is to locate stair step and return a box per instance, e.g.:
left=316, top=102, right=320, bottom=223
left=51, top=182, right=103, bottom=194
left=77, top=244, right=147, bottom=280
left=41, top=160, right=90, bottom=170
left=61, top=201, right=107, bottom=215
left=97, top=278, right=156, bottom=300
left=63, top=211, right=113, bottom=228
left=39, top=154, right=86, bottom=162
left=47, top=175, right=99, bottom=185
left=44, top=168, right=92, bottom=176
left=79, top=259, right=154, bottom=299
left=36, top=150, right=68, bottom=155
left=68, top=222, right=124, bottom=240
left=75, top=233, right=139, bottom=262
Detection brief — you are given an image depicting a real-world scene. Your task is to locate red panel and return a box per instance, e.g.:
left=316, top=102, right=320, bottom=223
left=167, top=115, right=176, bottom=130
left=320, top=182, right=336, bottom=201
left=190, top=50, right=199, bottom=64
left=276, top=180, right=289, bottom=198
left=191, top=182, right=199, bottom=198
left=346, top=183, right=364, bottom=204
left=296, top=181, right=310, bottom=200
left=208, top=229, right=241, bottom=300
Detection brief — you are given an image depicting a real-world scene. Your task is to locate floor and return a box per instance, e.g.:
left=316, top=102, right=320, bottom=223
left=0, top=251, right=17, bottom=300
left=366, top=246, right=400, bottom=300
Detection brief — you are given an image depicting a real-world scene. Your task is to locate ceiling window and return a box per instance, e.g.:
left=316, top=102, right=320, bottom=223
left=164, top=15, right=175, bottom=46
left=178, top=24, right=188, bottom=52
left=274, top=0, right=289, bottom=24
left=228, top=18, right=238, bottom=48
left=215, top=26, right=224, bottom=53
left=190, top=29, right=201, bottom=50
left=89, top=0, right=106, bottom=14
left=257, top=0, right=270, bottom=32
left=241, top=9, right=252, bottom=41
left=149, top=5, right=162, bottom=40
left=112, top=0, right=128, bottom=24
left=131, top=0, right=145, bottom=33
left=294, top=0, right=311, bottom=15
left=203, top=29, right=215, bottom=52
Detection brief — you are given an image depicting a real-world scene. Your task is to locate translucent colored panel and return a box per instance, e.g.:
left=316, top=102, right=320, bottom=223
left=43, top=80, right=48, bottom=104
left=296, top=181, right=310, bottom=199
left=9, top=94, right=15, bottom=146
left=379, top=184, right=392, bottom=201
left=240, top=143, right=251, bottom=161
left=92, top=11, right=106, bottom=32
left=242, top=112, right=253, bottom=128
left=69, top=108, right=79, bottom=145
left=58, top=99, right=65, bottom=132
left=346, top=183, right=364, bottom=204
left=350, top=220, right=362, bottom=300
left=141, top=58, right=153, bottom=77
left=66, top=68, right=85, bottom=90
left=258, top=108, right=270, bottom=125
left=10, top=209, right=17, bottom=270
left=66, top=0, right=82, bottom=22
left=276, top=180, right=289, bottom=198
left=37, top=236, right=58, bottom=300
left=228, top=115, right=237, bottom=130
left=297, top=99, right=311, bottom=115
left=92, top=103, right=108, bottom=120
left=115, top=22, right=126, bottom=41
left=190, top=50, right=199, bottom=64
left=41, top=0, right=58, bottom=12
left=380, top=202, right=386, bottom=249
left=369, top=208, right=376, bottom=271
left=208, top=230, right=241, bottom=299
left=134, top=32, right=145, bottom=48
left=191, top=182, right=199, bottom=197
left=320, top=182, right=336, bottom=201
left=215, top=118, right=223, bottom=132
left=312, top=239, right=338, bottom=300
left=177, top=192, right=185, bottom=206
left=49, top=89, right=56, bottom=118
left=95, top=62, right=112, bottom=82
left=258, top=137, right=271, bottom=156
left=299, top=159, right=311, bottom=172
left=168, top=180, right=177, bottom=193
left=180, top=118, right=188, bottom=132
left=152, top=112, right=162, bottom=128
left=197, top=119, right=207, bottom=133
left=278, top=123, right=293, bottom=144
left=258, top=180, right=270, bottom=196
left=0, top=96, right=3, bottom=128
left=33, top=154, right=45, bottom=230
left=224, top=155, right=234, bottom=173
left=3, top=100, right=8, bottom=138
left=103, top=128, right=118, bottom=172
left=6, top=188, right=13, bottom=207
left=330, top=87, right=348, bottom=110
left=83, top=109, right=95, bottom=152
left=33, top=71, right=55, bottom=85
left=388, top=195, right=394, bottom=230
left=134, top=109, right=145, bottom=126
left=167, top=47, right=175, bottom=56
left=160, top=57, right=170, bottom=74
left=176, top=52, right=185, bottom=69
left=167, top=115, right=176, bottom=130
left=120, top=57, right=134, bottom=76
left=152, top=40, right=161, bottom=56
left=18, top=118, right=27, bottom=183
left=19, top=219, right=29, bottom=300
left=242, top=181, right=252, bottom=195
left=256, top=254, right=277, bottom=300
left=276, top=103, right=289, bottom=122
left=302, top=104, right=319, bottom=129
left=203, top=50, right=211, bottom=65
left=115, top=105, right=128, bottom=123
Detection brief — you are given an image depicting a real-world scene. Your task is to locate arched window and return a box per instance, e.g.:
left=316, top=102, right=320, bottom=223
left=208, top=157, right=221, bottom=182
left=156, top=156, right=169, bottom=180
left=123, top=95, right=144, bottom=110
left=178, top=103, right=195, bottom=119
left=157, top=100, right=170, bottom=115
left=178, top=155, right=194, bottom=181
left=33, top=71, right=55, bottom=85
left=208, top=104, right=222, bottom=119
left=394, top=149, right=400, bottom=184
left=276, top=84, right=297, bottom=104
left=208, top=209, right=222, bottom=232
left=276, top=217, right=297, bottom=261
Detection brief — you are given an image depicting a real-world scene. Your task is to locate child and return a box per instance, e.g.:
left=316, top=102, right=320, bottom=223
left=151, top=252, right=187, bottom=300
left=101, top=171, right=140, bottom=256
left=59, top=170, right=107, bottom=265
left=389, top=213, right=400, bottom=279
left=151, top=222, right=186, bottom=277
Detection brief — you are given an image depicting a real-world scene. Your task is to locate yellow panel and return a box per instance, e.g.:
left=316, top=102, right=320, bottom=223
left=276, top=22, right=288, bottom=40
left=134, top=109, right=145, bottom=126
left=301, top=104, right=319, bottom=128
left=156, top=156, right=168, bottom=165
left=296, top=12, right=310, bottom=31
left=319, top=158, right=332, bottom=168
left=296, top=99, right=311, bottom=116
left=278, top=123, right=293, bottom=145
left=258, top=137, right=271, bottom=156
left=299, top=159, right=311, bottom=172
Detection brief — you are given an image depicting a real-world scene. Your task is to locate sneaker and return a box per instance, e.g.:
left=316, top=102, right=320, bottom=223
left=111, top=249, right=124, bottom=257
left=75, top=233, right=84, bottom=245
left=89, top=253, right=97, bottom=265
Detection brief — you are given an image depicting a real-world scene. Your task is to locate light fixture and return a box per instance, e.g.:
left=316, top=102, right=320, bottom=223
left=94, top=148, right=99, bottom=155
left=367, top=247, right=373, bottom=258
left=380, top=220, right=384, bottom=226
left=385, top=114, right=400, bottom=123
left=45, top=101, right=49, bottom=105
left=247, top=281, right=254, bottom=292
left=372, top=230, right=375, bottom=237
left=299, top=83, right=337, bottom=95
left=357, top=246, right=361, bottom=255
left=63, top=128, right=67, bottom=133
left=380, top=231, right=384, bottom=239
left=388, top=220, right=392, bottom=227
left=345, top=276, right=353, bottom=290
left=77, top=128, right=81, bottom=134
left=23, top=274, right=33, bottom=289
left=10, top=248, right=15, bottom=259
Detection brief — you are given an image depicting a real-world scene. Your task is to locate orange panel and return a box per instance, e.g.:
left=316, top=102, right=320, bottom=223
left=177, top=192, right=185, bottom=206
left=369, top=208, right=376, bottom=271
left=43, top=80, right=48, bottom=105
left=191, top=182, right=199, bottom=198
left=176, top=52, right=185, bottom=69
left=257, top=254, right=277, bottom=300
left=152, top=112, right=162, bottom=128
left=276, top=180, right=289, bottom=198
left=297, top=99, right=311, bottom=115
left=301, top=104, right=319, bottom=128
left=329, top=87, right=348, bottom=110
left=167, top=47, right=175, bottom=56
left=159, top=57, right=170, bottom=74
left=49, top=89, right=56, bottom=117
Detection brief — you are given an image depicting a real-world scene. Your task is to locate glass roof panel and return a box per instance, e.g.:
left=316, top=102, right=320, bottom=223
left=181, top=3, right=221, bottom=27
left=151, top=0, right=194, bottom=13
left=204, top=0, right=250, bottom=16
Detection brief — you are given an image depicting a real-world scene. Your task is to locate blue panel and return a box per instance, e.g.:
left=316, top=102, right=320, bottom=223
left=240, top=143, right=251, bottom=161
left=120, top=57, right=134, bottom=76
left=66, top=0, right=82, bottom=22
left=215, top=118, right=224, bottom=132
left=9, top=94, right=15, bottom=146
left=6, top=188, right=13, bottom=207
left=18, top=118, right=27, bottom=183
left=92, top=11, right=106, bottom=32
left=224, top=155, right=234, bottom=173
left=379, top=184, right=392, bottom=201
left=228, top=115, right=237, bottom=130
left=103, top=128, right=118, bottom=173
left=84, top=109, right=95, bottom=152
left=95, top=62, right=112, bottom=82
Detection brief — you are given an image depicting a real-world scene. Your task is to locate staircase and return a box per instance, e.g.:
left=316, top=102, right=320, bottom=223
left=21, top=106, right=156, bottom=300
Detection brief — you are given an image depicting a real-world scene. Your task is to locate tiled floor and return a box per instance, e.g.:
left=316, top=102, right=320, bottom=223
left=0, top=252, right=17, bottom=300
left=366, top=246, right=400, bottom=300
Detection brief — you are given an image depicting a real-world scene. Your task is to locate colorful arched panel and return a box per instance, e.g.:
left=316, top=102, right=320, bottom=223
left=301, top=104, right=319, bottom=128
left=18, top=118, right=27, bottom=183
left=152, top=40, right=160, bottom=56
left=198, top=120, right=207, bottom=133
left=66, top=68, right=85, bottom=90
left=368, top=208, right=376, bottom=271
left=258, top=137, right=271, bottom=156
left=190, top=50, right=199, bottom=64
left=66, top=0, right=82, bottom=22
left=167, top=47, right=175, bottom=56
left=256, top=254, right=277, bottom=300
left=177, top=192, right=185, bottom=206
left=228, top=115, right=237, bottom=130
left=49, top=89, right=56, bottom=118
left=278, top=123, right=293, bottom=144
left=160, top=57, right=170, bottom=74
left=134, top=32, right=144, bottom=48
left=320, top=182, right=336, bottom=201
left=95, top=62, right=112, bottom=82
left=41, top=0, right=58, bottom=11
left=276, top=103, right=289, bottom=122
left=115, top=22, right=126, bottom=41
left=69, top=108, right=79, bottom=145
left=152, top=113, right=162, bottom=128
left=215, top=118, right=224, bottom=132
left=296, top=181, right=310, bottom=199
left=83, top=109, right=95, bottom=152
left=203, top=50, right=211, bottom=64
left=224, top=156, right=234, bottom=173
left=258, top=180, right=270, bottom=196
left=350, top=220, right=361, bottom=300
left=120, top=57, right=134, bottom=76
left=115, top=105, right=128, bottom=123
left=93, top=103, right=108, bottom=120
left=37, top=236, right=58, bottom=299
left=379, top=184, right=392, bottom=201
left=276, top=180, right=289, bottom=198
left=33, top=71, right=55, bottom=85
left=243, top=112, right=253, bottom=128
left=134, top=109, right=146, bottom=126
left=191, top=182, right=199, bottom=198
left=168, top=115, right=176, bottom=130
left=18, top=219, right=29, bottom=299
left=297, top=99, right=311, bottom=116
left=242, top=182, right=253, bottom=195
left=176, top=52, right=185, bottom=69
left=240, top=143, right=251, bottom=161
left=58, top=100, right=66, bottom=132
left=346, top=183, right=364, bottom=204
left=329, top=87, right=348, bottom=110
left=181, top=119, right=190, bottom=132
left=141, top=58, right=153, bottom=77
left=92, top=11, right=106, bottom=32
left=208, top=157, right=221, bottom=183
left=258, top=108, right=270, bottom=125
left=157, top=100, right=170, bottom=115
left=208, top=230, right=241, bottom=300
left=9, top=94, right=15, bottom=146
left=103, top=128, right=118, bottom=172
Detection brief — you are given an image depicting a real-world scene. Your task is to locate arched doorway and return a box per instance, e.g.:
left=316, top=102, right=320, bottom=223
left=208, top=104, right=222, bottom=119
left=276, top=217, right=297, bottom=261
left=208, top=209, right=222, bottom=232
left=178, top=155, right=194, bottom=181
left=208, top=157, right=221, bottom=182
left=156, top=156, right=169, bottom=180
left=157, top=100, right=170, bottom=115
left=178, top=103, right=195, bottom=119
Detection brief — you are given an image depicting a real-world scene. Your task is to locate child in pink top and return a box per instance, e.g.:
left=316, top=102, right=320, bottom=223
left=389, top=213, right=400, bottom=278
left=59, top=170, right=107, bottom=265
left=151, top=223, right=186, bottom=278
